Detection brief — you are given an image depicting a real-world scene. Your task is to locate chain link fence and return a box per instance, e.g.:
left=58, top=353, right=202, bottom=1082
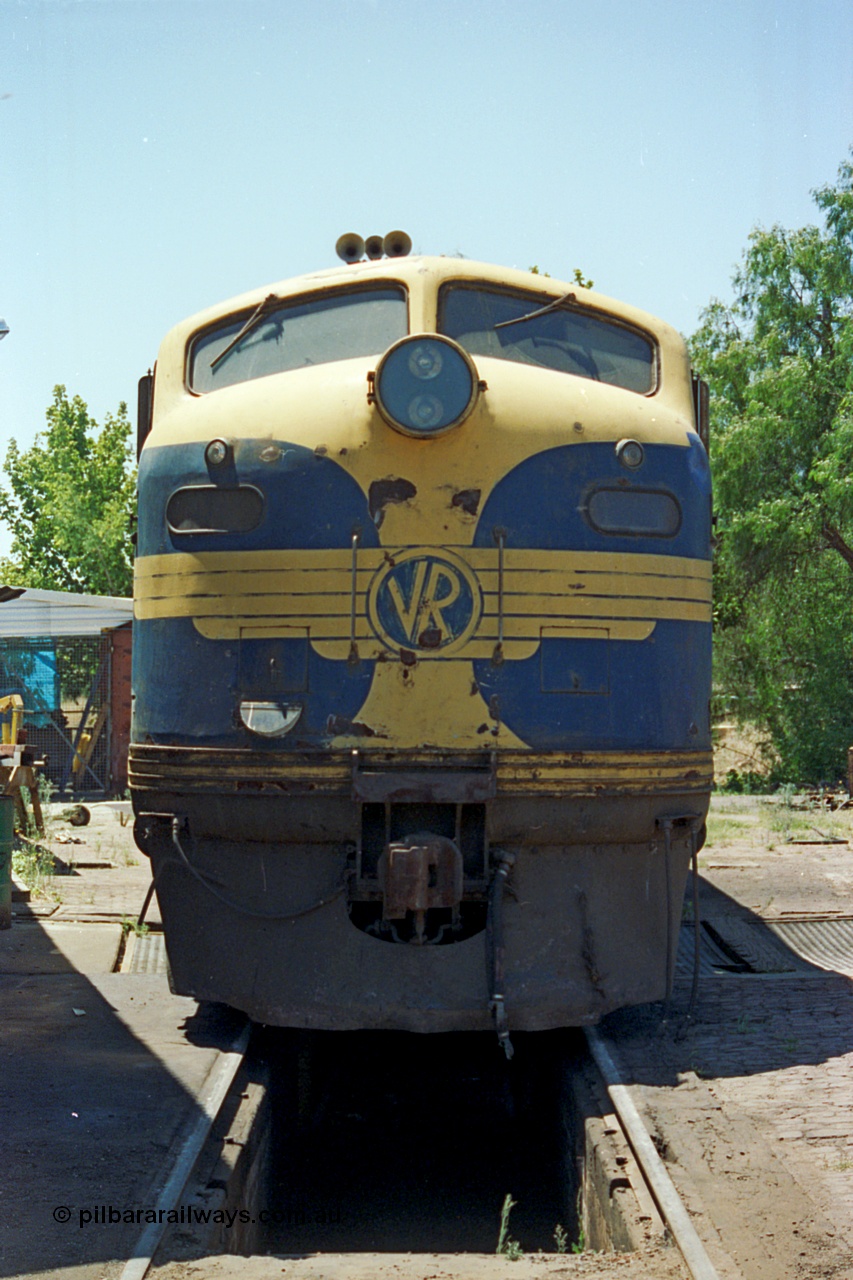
left=0, top=634, right=112, bottom=793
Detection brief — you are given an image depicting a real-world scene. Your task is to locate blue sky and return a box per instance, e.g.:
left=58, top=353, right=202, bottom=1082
left=1, top=0, right=852, bottom=557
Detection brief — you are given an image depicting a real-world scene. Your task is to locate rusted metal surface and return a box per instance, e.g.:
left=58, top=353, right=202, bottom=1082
left=352, top=767, right=496, bottom=804
left=378, top=833, right=463, bottom=920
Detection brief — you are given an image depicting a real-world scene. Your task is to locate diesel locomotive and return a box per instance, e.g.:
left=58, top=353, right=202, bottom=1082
left=130, top=234, right=712, bottom=1049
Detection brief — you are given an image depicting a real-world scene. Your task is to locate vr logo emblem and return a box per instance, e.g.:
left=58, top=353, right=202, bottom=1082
left=368, top=548, right=482, bottom=656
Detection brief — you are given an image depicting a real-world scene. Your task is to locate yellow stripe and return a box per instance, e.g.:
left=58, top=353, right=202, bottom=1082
left=134, top=546, right=712, bottom=650
left=142, top=593, right=708, bottom=626
left=128, top=743, right=713, bottom=794
left=135, top=546, right=712, bottom=582
left=135, top=566, right=711, bottom=605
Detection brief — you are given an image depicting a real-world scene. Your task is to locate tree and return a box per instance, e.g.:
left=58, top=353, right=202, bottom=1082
left=691, top=152, right=853, bottom=782
left=0, top=386, right=135, bottom=597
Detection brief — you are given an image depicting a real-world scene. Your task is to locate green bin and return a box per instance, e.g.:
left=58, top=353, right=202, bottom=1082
left=0, top=794, right=14, bottom=929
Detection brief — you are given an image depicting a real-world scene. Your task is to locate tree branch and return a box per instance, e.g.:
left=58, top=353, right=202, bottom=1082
left=821, top=522, right=853, bottom=570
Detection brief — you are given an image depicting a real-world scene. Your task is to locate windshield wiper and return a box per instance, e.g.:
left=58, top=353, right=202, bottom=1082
left=493, top=290, right=577, bottom=331
left=210, top=293, right=282, bottom=371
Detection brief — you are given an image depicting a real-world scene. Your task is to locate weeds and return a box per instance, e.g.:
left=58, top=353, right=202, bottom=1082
left=553, top=1223, right=567, bottom=1253
left=704, top=813, right=758, bottom=848
left=11, top=840, right=56, bottom=898
left=496, top=1193, right=523, bottom=1260
left=119, top=921, right=149, bottom=942
left=776, top=783, right=797, bottom=808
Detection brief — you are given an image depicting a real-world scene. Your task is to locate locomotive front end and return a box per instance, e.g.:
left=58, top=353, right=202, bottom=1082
left=130, top=252, right=712, bottom=1036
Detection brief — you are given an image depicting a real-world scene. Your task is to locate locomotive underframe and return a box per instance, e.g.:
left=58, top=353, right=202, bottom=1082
left=131, top=744, right=709, bottom=1031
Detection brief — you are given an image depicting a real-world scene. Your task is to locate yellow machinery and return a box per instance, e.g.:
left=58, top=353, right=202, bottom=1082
left=0, top=694, right=44, bottom=835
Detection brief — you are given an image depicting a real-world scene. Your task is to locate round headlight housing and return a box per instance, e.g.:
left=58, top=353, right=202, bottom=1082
left=205, top=438, right=233, bottom=468
left=373, top=335, right=480, bottom=437
left=615, top=438, right=645, bottom=469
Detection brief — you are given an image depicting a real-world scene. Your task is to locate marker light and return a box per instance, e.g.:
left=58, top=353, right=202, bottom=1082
left=373, top=335, right=479, bottom=437
left=615, top=438, right=645, bottom=469
left=205, top=438, right=232, bottom=467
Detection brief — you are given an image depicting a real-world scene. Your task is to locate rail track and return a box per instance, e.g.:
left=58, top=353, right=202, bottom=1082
left=119, top=1022, right=251, bottom=1280
left=585, top=1028, right=721, bottom=1280
left=112, top=1019, right=729, bottom=1280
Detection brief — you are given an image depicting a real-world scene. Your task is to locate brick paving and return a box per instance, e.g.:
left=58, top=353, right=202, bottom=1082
left=621, top=975, right=853, bottom=1240
left=604, top=812, right=853, bottom=1280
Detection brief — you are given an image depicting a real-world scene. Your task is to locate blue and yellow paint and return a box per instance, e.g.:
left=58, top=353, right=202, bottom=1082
left=134, top=445, right=711, bottom=754
left=133, top=256, right=712, bottom=770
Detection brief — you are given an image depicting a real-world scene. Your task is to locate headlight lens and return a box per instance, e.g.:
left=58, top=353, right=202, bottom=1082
left=239, top=701, right=302, bottom=737
left=374, top=336, right=479, bottom=436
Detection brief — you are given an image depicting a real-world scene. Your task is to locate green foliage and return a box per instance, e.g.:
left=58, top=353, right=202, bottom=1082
left=0, top=386, right=135, bottom=597
left=121, top=914, right=150, bottom=938
left=496, top=1193, right=523, bottom=1259
left=12, top=840, right=56, bottom=895
left=715, top=768, right=774, bottom=795
left=692, top=152, right=853, bottom=783
left=571, top=267, right=595, bottom=290
left=528, top=265, right=595, bottom=288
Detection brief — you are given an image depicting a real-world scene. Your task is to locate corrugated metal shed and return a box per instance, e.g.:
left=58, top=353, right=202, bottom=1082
left=0, top=586, right=133, bottom=637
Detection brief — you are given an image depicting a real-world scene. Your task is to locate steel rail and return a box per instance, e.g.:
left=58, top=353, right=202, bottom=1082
left=119, top=1022, right=251, bottom=1280
left=585, top=1027, right=722, bottom=1280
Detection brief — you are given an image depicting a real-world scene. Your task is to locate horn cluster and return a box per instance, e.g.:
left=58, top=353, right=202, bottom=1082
left=335, top=231, right=412, bottom=264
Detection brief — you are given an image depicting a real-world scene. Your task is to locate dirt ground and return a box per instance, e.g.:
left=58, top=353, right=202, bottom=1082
left=151, top=1247, right=690, bottom=1280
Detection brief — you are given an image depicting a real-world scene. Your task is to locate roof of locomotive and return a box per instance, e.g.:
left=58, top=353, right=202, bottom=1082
left=161, top=255, right=684, bottom=355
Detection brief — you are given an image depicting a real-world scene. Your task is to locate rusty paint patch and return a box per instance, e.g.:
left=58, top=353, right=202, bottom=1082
left=369, top=477, right=417, bottom=526
left=451, top=488, right=481, bottom=516
left=418, top=627, right=442, bottom=649
left=400, top=648, right=417, bottom=667
left=326, top=715, right=376, bottom=738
